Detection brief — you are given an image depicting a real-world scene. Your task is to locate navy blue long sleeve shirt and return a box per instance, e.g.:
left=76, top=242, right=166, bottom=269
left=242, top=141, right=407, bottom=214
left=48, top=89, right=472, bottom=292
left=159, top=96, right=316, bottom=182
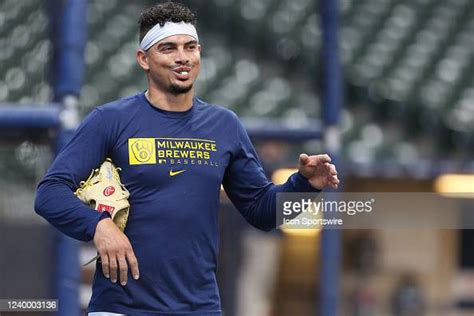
left=35, top=92, right=319, bottom=315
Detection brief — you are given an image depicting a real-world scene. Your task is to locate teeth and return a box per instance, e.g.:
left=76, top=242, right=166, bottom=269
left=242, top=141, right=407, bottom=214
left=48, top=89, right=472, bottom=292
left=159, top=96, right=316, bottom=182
left=179, top=71, right=189, bottom=75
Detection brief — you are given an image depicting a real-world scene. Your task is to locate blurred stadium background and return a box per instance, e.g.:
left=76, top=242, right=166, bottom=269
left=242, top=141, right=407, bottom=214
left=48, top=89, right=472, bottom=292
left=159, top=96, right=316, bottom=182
left=0, top=0, right=473, bottom=315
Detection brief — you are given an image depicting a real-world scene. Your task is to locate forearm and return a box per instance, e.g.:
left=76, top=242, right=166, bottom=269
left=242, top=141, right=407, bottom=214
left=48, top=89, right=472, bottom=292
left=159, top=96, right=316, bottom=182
left=35, top=179, right=108, bottom=241
left=241, top=172, right=320, bottom=232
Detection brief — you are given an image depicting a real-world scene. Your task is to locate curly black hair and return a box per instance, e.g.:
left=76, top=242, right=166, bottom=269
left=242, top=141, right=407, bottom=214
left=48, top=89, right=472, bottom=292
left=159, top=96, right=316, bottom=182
left=138, top=1, right=197, bottom=43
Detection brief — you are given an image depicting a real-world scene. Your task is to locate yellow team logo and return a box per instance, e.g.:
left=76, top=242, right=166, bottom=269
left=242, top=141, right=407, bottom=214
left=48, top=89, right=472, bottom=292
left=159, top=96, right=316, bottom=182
left=128, top=138, right=156, bottom=165
left=169, top=169, right=186, bottom=176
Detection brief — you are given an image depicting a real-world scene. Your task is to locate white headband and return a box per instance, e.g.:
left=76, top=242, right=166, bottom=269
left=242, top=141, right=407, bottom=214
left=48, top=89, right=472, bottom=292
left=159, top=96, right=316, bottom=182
left=140, top=21, right=199, bottom=51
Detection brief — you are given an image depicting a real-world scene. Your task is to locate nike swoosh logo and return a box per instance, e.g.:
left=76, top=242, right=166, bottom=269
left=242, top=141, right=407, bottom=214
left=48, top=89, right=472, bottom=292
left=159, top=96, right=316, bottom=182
left=169, top=169, right=186, bottom=177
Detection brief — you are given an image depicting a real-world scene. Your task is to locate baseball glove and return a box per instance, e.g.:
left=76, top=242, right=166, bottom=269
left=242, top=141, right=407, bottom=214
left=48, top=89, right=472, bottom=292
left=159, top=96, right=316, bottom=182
left=75, top=158, right=130, bottom=265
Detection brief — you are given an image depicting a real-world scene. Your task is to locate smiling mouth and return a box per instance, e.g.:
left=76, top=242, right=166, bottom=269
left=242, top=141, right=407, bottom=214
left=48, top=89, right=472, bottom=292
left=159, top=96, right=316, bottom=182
left=173, top=66, right=191, bottom=75
left=172, top=69, right=191, bottom=81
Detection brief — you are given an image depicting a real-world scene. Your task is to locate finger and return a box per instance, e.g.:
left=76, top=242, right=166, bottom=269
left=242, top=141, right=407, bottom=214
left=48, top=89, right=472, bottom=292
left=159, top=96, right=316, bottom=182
left=126, top=249, right=140, bottom=280
left=323, top=162, right=331, bottom=171
left=327, top=177, right=338, bottom=188
left=329, top=173, right=339, bottom=182
left=109, top=256, right=118, bottom=283
left=329, top=164, right=337, bottom=175
left=118, top=255, right=128, bottom=286
left=318, top=154, right=331, bottom=164
left=100, top=253, right=110, bottom=279
left=299, top=153, right=309, bottom=165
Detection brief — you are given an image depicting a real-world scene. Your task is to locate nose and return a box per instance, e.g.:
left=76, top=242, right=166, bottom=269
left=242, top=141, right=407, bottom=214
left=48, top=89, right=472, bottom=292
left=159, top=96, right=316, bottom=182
left=175, top=47, right=189, bottom=64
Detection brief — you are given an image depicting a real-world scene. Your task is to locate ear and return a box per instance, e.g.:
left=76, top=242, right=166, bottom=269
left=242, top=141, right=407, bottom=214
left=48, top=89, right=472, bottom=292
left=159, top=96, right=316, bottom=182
left=136, top=49, right=149, bottom=71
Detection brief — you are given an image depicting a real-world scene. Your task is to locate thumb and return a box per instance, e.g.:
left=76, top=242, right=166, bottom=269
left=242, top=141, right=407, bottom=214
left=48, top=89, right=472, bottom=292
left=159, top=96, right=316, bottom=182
left=299, top=153, right=309, bottom=166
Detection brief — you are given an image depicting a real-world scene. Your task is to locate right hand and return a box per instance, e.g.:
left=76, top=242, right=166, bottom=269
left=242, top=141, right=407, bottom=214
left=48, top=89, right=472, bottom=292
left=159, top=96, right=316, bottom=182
left=93, top=218, right=139, bottom=286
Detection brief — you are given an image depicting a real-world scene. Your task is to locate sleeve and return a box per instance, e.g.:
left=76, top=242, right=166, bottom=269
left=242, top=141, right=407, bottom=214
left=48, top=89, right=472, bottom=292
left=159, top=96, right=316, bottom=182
left=34, top=108, right=113, bottom=242
left=222, top=118, right=320, bottom=232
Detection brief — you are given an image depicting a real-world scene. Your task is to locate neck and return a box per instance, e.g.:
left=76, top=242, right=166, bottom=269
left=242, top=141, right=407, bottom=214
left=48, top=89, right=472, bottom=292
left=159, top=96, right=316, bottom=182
left=145, top=87, right=194, bottom=112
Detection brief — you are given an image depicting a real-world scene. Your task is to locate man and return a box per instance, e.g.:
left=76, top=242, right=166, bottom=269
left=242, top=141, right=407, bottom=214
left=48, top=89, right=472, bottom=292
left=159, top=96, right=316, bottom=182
left=35, top=2, right=339, bottom=315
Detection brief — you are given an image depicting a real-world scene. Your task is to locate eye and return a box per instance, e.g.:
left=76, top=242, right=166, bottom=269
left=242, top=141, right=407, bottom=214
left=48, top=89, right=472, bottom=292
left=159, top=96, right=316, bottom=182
left=160, top=45, right=174, bottom=52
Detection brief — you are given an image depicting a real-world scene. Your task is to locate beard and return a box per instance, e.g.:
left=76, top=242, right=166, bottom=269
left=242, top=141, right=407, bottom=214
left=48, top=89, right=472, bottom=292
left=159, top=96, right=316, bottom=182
left=151, top=73, right=195, bottom=95
left=169, top=82, right=193, bottom=95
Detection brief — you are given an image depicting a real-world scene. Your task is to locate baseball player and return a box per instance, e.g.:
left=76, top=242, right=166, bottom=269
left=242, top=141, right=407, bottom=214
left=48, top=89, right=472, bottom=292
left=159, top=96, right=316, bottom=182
left=35, top=2, right=339, bottom=315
